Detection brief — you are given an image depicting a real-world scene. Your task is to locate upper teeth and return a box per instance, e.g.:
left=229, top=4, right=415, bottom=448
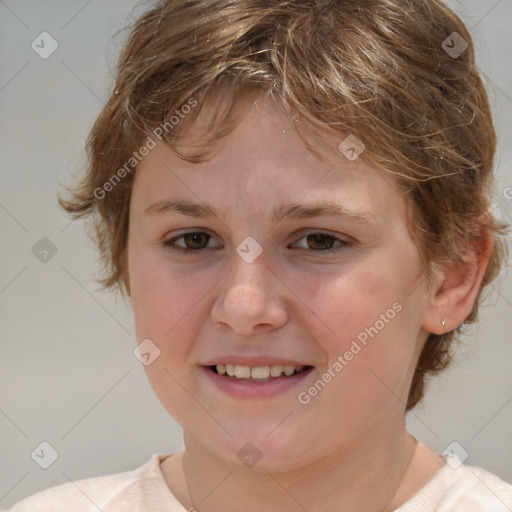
left=216, top=364, right=305, bottom=379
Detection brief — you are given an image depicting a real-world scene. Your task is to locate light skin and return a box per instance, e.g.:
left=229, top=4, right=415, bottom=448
left=124, top=94, right=490, bottom=512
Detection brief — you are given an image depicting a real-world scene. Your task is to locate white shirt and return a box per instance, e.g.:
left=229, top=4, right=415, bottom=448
left=7, top=452, right=512, bottom=511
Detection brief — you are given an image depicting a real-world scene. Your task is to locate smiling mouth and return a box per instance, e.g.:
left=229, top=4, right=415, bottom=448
left=208, top=363, right=313, bottom=380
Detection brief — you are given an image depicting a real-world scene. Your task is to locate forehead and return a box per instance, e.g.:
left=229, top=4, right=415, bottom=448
left=175, top=91, right=340, bottom=164
left=131, top=95, right=407, bottom=230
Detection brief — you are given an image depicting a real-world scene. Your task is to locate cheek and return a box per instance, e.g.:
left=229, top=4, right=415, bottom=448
left=293, top=256, right=422, bottom=412
left=129, top=240, right=206, bottom=338
left=128, top=243, right=215, bottom=425
left=294, top=261, right=406, bottom=347
left=128, top=243, right=202, bottom=385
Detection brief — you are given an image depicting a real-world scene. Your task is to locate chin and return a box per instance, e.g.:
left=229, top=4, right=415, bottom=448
left=198, top=428, right=314, bottom=473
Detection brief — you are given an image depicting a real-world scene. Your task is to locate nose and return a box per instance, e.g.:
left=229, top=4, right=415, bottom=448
left=210, top=253, right=288, bottom=337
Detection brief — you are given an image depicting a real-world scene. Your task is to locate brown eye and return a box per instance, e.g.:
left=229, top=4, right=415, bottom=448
left=181, top=232, right=210, bottom=249
left=291, top=231, right=349, bottom=253
left=305, top=233, right=337, bottom=250
left=163, top=231, right=221, bottom=252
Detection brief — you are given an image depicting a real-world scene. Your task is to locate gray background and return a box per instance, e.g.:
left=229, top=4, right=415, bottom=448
left=0, top=0, right=511, bottom=508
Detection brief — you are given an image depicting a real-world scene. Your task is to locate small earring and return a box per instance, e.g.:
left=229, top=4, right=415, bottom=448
left=441, top=319, right=446, bottom=327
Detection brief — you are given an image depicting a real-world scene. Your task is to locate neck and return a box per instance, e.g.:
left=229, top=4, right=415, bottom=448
left=181, top=420, right=419, bottom=512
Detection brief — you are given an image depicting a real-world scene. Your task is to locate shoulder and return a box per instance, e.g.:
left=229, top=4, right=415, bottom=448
left=399, top=453, right=512, bottom=512
left=437, top=460, right=512, bottom=511
left=7, top=453, right=171, bottom=512
left=8, top=472, right=132, bottom=512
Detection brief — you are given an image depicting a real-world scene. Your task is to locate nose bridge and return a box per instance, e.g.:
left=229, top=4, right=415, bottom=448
left=224, top=249, right=272, bottom=309
left=211, top=247, right=287, bottom=335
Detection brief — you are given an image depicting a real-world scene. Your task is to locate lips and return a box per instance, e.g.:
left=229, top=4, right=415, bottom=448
left=200, top=355, right=314, bottom=397
left=212, top=363, right=309, bottom=380
left=202, top=361, right=314, bottom=398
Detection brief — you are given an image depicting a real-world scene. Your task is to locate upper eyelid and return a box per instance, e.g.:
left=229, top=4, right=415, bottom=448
left=166, top=231, right=220, bottom=246
left=165, top=227, right=217, bottom=241
left=166, top=228, right=345, bottom=239
left=164, top=229, right=349, bottom=248
left=290, top=233, right=349, bottom=251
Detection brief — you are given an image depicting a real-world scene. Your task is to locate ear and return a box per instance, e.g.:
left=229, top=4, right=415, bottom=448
left=421, top=229, right=492, bottom=335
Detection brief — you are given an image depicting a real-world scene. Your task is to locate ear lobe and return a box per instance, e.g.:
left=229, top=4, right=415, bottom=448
left=422, top=231, right=492, bottom=335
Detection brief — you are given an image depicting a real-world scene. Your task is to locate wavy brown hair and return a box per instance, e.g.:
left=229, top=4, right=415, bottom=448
left=59, top=0, right=508, bottom=410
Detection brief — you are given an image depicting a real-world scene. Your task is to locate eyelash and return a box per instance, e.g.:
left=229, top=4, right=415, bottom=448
left=161, top=231, right=350, bottom=255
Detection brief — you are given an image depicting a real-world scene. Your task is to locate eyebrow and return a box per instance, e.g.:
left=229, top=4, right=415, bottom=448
left=144, top=199, right=378, bottom=225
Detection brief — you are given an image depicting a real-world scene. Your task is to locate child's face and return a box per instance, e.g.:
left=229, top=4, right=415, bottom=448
left=126, top=95, right=432, bottom=470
